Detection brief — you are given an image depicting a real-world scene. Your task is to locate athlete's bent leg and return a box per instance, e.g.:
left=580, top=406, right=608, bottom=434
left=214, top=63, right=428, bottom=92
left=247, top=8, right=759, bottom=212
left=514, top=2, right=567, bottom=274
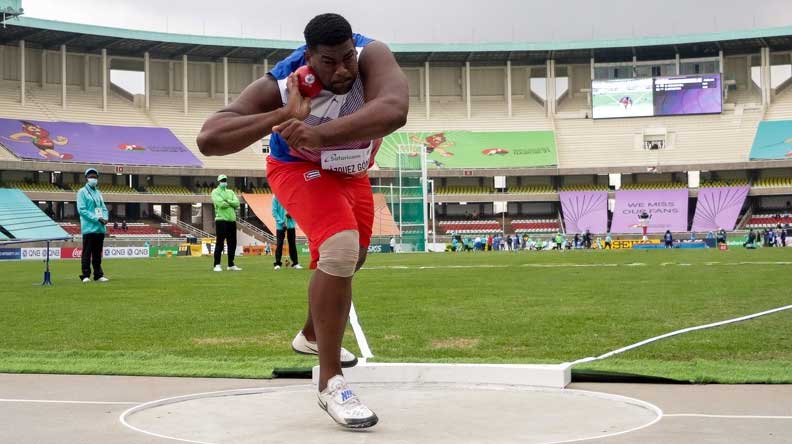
left=311, top=230, right=360, bottom=391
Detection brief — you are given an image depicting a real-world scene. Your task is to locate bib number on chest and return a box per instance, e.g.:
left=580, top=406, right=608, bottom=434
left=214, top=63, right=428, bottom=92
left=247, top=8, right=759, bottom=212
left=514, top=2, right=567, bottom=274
left=320, top=146, right=372, bottom=175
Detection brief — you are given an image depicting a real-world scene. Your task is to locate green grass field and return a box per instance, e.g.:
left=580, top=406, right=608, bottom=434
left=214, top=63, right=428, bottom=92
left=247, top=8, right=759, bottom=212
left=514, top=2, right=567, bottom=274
left=1, top=248, right=790, bottom=383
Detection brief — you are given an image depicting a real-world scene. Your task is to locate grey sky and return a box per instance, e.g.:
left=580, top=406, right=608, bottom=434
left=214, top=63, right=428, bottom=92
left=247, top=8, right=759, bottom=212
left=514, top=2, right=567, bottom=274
left=21, top=0, right=792, bottom=44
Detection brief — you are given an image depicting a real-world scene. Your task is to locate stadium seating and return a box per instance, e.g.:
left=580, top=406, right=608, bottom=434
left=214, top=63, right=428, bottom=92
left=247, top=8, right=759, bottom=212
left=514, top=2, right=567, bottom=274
left=506, top=185, right=555, bottom=194
left=620, top=182, right=687, bottom=190
left=148, top=95, right=267, bottom=170
left=1, top=181, right=63, bottom=192
left=511, top=218, right=560, bottom=233
left=752, top=177, right=792, bottom=188
left=59, top=221, right=186, bottom=238
left=555, top=109, right=762, bottom=169
left=559, top=184, right=609, bottom=191
left=699, top=179, right=749, bottom=188
left=58, top=222, right=81, bottom=235
left=436, top=186, right=495, bottom=195
left=404, top=97, right=551, bottom=132
left=764, top=87, right=792, bottom=120
left=438, top=219, right=502, bottom=234
left=745, top=213, right=792, bottom=229
left=145, top=185, right=194, bottom=195
left=0, top=82, right=156, bottom=128
left=62, top=183, right=138, bottom=193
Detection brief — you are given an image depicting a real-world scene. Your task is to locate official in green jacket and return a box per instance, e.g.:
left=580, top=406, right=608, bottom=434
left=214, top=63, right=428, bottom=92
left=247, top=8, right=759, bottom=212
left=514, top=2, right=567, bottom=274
left=77, top=167, right=109, bottom=283
left=211, top=175, right=242, bottom=271
left=272, top=195, right=300, bottom=270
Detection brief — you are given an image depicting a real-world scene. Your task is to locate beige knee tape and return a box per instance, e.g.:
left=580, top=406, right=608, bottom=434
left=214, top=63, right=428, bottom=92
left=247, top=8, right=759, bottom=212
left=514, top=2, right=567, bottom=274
left=317, top=230, right=360, bottom=277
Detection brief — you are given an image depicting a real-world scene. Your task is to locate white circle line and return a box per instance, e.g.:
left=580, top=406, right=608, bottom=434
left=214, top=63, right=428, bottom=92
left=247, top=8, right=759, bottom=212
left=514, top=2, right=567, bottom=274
left=119, top=384, right=664, bottom=444
left=665, top=413, right=792, bottom=419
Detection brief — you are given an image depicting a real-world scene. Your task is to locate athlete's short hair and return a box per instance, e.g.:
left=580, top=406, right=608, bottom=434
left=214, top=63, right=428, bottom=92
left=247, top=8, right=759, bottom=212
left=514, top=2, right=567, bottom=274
left=304, top=13, right=353, bottom=49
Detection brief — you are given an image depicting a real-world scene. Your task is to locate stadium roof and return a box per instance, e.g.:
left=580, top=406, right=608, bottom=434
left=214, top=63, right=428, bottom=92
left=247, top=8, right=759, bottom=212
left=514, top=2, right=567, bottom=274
left=2, top=16, right=792, bottom=65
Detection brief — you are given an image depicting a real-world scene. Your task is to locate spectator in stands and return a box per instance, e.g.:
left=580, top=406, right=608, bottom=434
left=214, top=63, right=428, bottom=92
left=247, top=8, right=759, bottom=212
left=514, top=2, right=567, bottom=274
left=211, top=174, right=242, bottom=272
left=77, top=167, right=109, bottom=283
left=113, top=221, right=118, bottom=230
left=122, top=219, right=128, bottom=231
left=272, top=195, right=301, bottom=270
left=664, top=230, right=673, bottom=248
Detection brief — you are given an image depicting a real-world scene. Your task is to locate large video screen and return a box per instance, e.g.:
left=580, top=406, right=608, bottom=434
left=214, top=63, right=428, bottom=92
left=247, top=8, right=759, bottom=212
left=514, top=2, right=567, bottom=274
left=592, top=74, right=721, bottom=119
left=653, top=74, right=722, bottom=116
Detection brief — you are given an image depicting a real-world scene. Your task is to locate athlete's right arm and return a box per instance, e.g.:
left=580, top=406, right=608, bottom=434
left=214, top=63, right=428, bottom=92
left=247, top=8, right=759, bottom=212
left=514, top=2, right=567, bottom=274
left=197, top=74, right=310, bottom=156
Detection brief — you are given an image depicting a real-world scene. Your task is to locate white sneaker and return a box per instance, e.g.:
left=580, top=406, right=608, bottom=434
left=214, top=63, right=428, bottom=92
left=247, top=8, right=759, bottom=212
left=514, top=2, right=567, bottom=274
left=82, top=277, right=90, bottom=283
left=292, top=331, right=358, bottom=368
left=227, top=265, right=243, bottom=271
left=274, top=265, right=281, bottom=270
left=318, top=375, right=378, bottom=429
left=97, top=277, right=109, bottom=282
left=213, top=265, right=222, bottom=272
left=292, top=263, right=303, bottom=269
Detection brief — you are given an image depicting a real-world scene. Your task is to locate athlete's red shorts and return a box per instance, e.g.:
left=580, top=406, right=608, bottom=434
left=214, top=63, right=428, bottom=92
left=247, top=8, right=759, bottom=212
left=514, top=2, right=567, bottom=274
left=266, top=156, right=374, bottom=269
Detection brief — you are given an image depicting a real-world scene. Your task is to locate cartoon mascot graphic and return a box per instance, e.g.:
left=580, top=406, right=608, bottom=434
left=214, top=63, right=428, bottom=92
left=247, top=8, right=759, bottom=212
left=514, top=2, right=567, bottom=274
left=409, top=132, right=455, bottom=157
left=4, top=121, right=72, bottom=160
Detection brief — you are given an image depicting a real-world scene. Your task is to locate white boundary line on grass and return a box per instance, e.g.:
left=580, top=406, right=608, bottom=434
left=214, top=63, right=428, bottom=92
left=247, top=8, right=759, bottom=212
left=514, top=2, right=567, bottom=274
left=569, top=304, right=792, bottom=366
left=349, top=302, right=374, bottom=363
left=361, top=261, right=792, bottom=271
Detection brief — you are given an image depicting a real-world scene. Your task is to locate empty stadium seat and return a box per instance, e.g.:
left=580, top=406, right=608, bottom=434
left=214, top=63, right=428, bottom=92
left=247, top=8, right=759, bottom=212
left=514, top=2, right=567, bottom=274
left=438, top=219, right=502, bottom=234
left=510, top=218, right=561, bottom=233
left=559, top=184, right=609, bottom=192
left=1, top=181, right=63, bottom=192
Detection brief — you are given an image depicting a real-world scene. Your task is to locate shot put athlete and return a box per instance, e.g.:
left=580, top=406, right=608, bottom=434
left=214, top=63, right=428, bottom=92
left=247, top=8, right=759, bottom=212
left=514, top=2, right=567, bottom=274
left=198, top=13, right=408, bottom=429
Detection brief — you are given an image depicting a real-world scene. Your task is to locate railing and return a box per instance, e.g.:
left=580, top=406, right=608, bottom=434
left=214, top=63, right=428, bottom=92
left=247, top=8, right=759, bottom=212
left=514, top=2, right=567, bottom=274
left=237, top=219, right=276, bottom=243
left=153, top=213, right=214, bottom=239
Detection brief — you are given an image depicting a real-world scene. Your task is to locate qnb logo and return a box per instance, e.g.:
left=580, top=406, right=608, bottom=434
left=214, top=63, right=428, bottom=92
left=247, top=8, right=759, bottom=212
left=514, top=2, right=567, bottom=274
left=340, top=389, right=354, bottom=402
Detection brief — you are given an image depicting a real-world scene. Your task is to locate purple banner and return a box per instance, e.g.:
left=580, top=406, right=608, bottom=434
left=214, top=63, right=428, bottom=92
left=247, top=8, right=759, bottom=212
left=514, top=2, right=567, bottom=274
left=0, top=118, right=202, bottom=167
left=611, top=189, right=689, bottom=233
left=691, top=186, right=749, bottom=232
left=560, top=191, right=608, bottom=234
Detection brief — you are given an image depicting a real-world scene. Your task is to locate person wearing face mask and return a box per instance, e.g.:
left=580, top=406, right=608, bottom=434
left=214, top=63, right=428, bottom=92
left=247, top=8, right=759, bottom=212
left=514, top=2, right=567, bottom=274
left=211, top=174, right=242, bottom=272
left=77, top=167, right=109, bottom=283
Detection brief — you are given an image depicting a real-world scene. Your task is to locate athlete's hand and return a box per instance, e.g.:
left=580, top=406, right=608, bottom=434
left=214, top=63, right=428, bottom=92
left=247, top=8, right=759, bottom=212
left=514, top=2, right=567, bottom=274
left=284, top=73, right=311, bottom=120
left=273, top=118, right=323, bottom=149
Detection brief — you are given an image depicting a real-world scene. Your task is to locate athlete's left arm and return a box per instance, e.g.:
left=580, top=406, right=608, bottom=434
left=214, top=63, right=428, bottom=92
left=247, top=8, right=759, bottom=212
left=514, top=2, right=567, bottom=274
left=274, top=41, right=408, bottom=148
